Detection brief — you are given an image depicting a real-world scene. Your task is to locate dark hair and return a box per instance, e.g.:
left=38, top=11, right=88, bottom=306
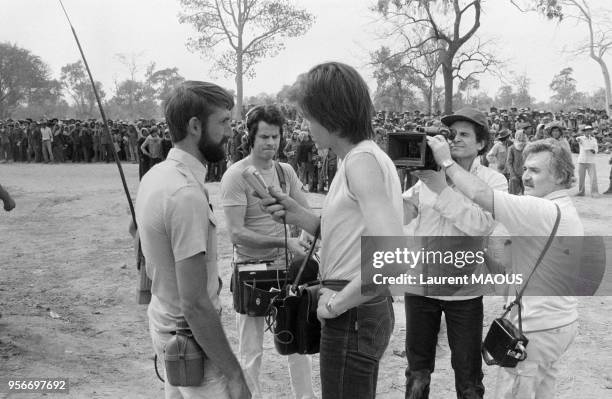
left=474, top=124, right=489, bottom=155
left=246, top=105, right=284, bottom=148
left=163, top=81, right=234, bottom=143
left=289, top=62, right=374, bottom=144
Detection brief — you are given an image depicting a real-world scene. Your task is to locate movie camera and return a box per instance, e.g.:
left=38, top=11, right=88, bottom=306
left=386, top=126, right=456, bottom=170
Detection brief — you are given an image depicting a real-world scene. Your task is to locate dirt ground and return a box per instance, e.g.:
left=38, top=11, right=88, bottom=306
left=1, top=154, right=611, bottom=399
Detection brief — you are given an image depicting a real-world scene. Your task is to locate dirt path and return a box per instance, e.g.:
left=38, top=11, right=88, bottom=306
left=1, top=155, right=611, bottom=398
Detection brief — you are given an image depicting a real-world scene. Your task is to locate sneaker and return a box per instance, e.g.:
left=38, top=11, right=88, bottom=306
left=575, top=192, right=585, bottom=197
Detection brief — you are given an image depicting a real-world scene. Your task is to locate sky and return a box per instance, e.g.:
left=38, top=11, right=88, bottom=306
left=1, top=0, right=611, bottom=105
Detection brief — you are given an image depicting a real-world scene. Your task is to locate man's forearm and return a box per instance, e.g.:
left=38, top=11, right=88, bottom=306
left=230, top=226, right=287, bottom=249
left=444, top=164, right=494, bottom=213
left=295, top=209, right=320, bottom=235
left=0, top=184, right=12, bottom=203
left=185, top=300, right=243, bottom=381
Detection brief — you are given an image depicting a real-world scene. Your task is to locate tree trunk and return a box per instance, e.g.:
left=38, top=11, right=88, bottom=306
left=593, top=56, right=612, bottom=117
left=235, top=52, right=243, bottom=121
left=429, top=75, right=436, bottom=116
left=442, top=64, right=454, bottom=114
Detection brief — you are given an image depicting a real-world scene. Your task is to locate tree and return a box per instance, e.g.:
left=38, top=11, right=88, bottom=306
left=178, top=0, right=315, bottom=119
left=145, top=64, right=186, bottom=102
left=496, top=85, right=515, bottom=108
left=512, top=0, right=610, bottom=114
left=472, top=91, right=495, bottom=110
left=0, top=42, right=53, bottom=118
left=375, top=0, right=501, bottom=114
left=371, top=46, right=421, bottom=112
left=550, top=67, right=579, bottom=109
left=458, top=75, right=479, bottom=102
left=60, top=61, right=105, bottom=119
left=561, top=0, right=612, bottom=116
left=512, top=72, right=534, bottom=107
left=109, top=79, right=158, bottom=120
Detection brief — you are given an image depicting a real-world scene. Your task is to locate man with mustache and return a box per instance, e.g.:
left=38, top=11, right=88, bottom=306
left=426, top=136, right=583, bottom=399
left=220, top=105, right=316, bottom=399
left=136, top=81, right=250, bottom=399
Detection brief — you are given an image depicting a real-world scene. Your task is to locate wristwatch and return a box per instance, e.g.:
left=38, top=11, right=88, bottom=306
left=441, top=159, right=455, bottom=171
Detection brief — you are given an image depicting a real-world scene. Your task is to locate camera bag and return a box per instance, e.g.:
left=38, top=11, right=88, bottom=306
left=482, top=204, right=560, bottom=368
left=231, top=263, right=287, bottom=316
left=271, top=228, right=321, bottom=355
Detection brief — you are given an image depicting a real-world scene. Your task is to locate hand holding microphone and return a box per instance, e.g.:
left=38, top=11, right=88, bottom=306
left=242, top=165, right=312, bottom=229
left=241, top=166, right=272, bottom=199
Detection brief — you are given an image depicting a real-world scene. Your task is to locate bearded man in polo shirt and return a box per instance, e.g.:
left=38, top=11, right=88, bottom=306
left=136, top=81, right=250, bottom=399
left=402, top=107, right=507, bottom=399
left=426, top=136, right=583, bottom=399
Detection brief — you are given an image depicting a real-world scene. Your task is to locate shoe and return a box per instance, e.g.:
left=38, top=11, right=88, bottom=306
left=575, top=192, right=585, bottom=197
left=604, top=187, right=612, bottom=194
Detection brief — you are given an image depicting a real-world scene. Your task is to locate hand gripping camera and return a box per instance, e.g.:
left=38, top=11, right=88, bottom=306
left=386, top=126, right=456, bottom=170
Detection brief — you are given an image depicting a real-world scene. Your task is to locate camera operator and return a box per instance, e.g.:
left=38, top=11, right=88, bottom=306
left=135, top=81, right=250, bottom=399
left=402, top=107, right=507, bottom=399
left=426, top=135, right=583, bottom=399
left=220, top=105, right=315, bottom=399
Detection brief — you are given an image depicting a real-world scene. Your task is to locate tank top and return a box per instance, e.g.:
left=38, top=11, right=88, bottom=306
left=320, top=140, right=403, bottom=280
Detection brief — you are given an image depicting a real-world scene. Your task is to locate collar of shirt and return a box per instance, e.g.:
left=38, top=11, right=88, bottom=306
left=468, top=156, right=484, bottom=174
left=166, top=148, right=208, bottom=188
left=543, top=189, right=569, bottom=201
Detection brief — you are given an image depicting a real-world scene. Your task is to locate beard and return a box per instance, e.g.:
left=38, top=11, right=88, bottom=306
left=198, top=130, right=227, bottom=163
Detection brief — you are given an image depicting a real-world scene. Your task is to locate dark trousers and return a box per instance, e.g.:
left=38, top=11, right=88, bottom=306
left=404, top=295, right=484, bottom=399
left=320, top=296, right=394, bottom=399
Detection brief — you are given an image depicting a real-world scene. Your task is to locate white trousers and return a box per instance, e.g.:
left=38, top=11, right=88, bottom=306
left=237, top=313, right=317, bottom=399
left=494, top=322, right=577, bottom=399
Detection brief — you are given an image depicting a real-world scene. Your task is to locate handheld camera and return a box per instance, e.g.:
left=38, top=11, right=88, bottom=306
left=386, top=126, right=456, bottom=170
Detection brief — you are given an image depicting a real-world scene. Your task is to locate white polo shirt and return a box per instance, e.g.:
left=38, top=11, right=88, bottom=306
left=576, top=135, right=598, bottom=163
left=493, top=189, right=583, bottom=332
left=136, top=148, right=220, bottom=333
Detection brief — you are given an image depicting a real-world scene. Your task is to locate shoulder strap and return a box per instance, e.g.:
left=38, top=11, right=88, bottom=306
left=515, top=203, right=561, bottom=299
left=503, top=203, right=561, bottom=331
left=275, top=161, right=287, bottom=194
left=290, top=224, right=320, bottom=292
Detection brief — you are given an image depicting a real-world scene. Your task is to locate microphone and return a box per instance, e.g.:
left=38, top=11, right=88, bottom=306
left=241, top=166, right=271, bottom=199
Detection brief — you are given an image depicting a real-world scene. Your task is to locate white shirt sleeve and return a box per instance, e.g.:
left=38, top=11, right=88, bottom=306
left=493, top=190, right=557, bottom=236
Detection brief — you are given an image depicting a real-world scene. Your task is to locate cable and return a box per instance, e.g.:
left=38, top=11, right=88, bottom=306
left=154, top=354, right=164, bottom=383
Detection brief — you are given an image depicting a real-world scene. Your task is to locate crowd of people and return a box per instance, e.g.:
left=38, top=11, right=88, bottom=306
left=2, top=104, right=611, bottom=194
left=3, top=66, right=610, bottom=398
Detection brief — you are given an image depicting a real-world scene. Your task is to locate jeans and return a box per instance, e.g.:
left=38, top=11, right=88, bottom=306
left=320, top=296, right=394, bottom=399
left=404, top=295, right=484, bottom=399
left=494, top=322, right=577, bottom=399
left=237, top=313, right=316, bottom=399
left=150, top=322, right=231, bottom=399
left=577, top=163, right=598, bottom=195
